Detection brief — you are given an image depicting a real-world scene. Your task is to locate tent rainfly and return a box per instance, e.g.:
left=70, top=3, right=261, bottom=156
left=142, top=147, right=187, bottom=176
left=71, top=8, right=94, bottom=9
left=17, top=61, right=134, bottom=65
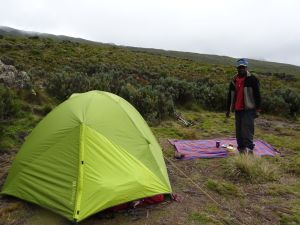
left=1, top=91, right=172, bottom=222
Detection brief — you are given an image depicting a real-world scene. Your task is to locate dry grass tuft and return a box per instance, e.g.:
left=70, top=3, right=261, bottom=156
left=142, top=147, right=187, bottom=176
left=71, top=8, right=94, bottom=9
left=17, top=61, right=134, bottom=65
left=225, top=154, right=280, bottom=183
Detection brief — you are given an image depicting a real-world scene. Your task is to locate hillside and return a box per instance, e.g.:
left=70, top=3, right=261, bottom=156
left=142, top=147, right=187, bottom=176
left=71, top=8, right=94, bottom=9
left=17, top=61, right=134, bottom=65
left=126, top=47, right=300, bottom=76
left=0, top=28, right=300, bottom=225
left=1, top=28, right=300, bottom=120
left=2, top=26, right=300, bottom=76
left=0, top=26, right=111, bottom=47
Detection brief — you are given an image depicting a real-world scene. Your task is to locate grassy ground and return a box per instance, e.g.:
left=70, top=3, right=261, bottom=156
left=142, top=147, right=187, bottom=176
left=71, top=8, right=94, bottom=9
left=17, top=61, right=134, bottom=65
left=1, top=109, right=300, bottom=225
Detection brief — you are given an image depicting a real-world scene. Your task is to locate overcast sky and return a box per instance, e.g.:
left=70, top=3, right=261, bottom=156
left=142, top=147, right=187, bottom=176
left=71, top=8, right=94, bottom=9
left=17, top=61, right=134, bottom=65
left=1, top=0, right=300, bottom=66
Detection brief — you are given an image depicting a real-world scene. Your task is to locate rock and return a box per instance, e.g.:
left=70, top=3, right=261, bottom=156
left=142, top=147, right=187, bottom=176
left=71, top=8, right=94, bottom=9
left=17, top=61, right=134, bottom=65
left=0, top=60, right=32, bottom=89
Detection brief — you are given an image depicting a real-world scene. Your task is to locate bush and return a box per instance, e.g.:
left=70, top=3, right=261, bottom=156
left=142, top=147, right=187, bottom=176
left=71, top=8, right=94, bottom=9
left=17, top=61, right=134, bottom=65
left=45, top=66, right=299, bottom=122
left=262, top=93, right=289, bottom=116
left=275, top=88, right=300, bottom=117
left=28, top=67, right=47, bottom=78
left=0, top=55, right=15, bottom=65
left=262, top=88, right=300, bottom=117
left=119, top=84, right=174, bottom=123
left=194, top=83, right=227, bottom=111
left=28, top=36, right=39, bottom=39
left=0, top=124, right=3, bottom=138
left=42, top=104, right=53, bottom=115
left=0, top=87, right=21, bottom=120
left=46, top=72, right=175, bottom=122
left=46, top=72, right=92, bottom=100
left=273, top=73, right=297, bottom=82
left=91, top=72, right=122, bottom=93
left=155, top=77, right=195, bottom=104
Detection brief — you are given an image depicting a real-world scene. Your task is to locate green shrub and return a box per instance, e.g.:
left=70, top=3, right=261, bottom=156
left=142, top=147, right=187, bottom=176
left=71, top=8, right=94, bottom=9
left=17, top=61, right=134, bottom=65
left=262, top=88, right=300, bottom=117
left=262, top=93, right=289, bottom=116
left=155, top=77, right=195, bottom=104
left=194, top=83, right=227, bottom=111
left=119, top=84, right=174, bottom=122
left=0, top=136, right=15, bottom=151
left=275, top=88, right=300, bottom=117
left=28, top=36, right=39, bottom=39
left=46, top=72, right=175, bottom=122
left=42, top=104, right=53, bottom=115
left=46, top=72, right=92, bottom=100
left=0, top=55, right=15, bottom=65
left=273, top=73, right=297, bottom=82
left=0, top=87, right=21, bottom=120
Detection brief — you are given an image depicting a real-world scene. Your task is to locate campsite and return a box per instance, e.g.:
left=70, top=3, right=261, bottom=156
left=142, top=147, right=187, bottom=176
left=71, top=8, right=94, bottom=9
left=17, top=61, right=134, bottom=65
left=1, top=27, right=300, bottom=224
left=1, top=105, right=300, bottom=224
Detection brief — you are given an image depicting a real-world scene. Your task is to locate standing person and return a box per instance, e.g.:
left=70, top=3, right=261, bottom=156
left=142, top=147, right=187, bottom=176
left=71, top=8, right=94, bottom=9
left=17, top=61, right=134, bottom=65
left=226, top=59, right=261, bottom=154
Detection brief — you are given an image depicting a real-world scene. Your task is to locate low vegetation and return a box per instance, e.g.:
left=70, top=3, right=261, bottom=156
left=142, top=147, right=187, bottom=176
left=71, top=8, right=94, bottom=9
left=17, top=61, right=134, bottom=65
left=225, top=154, right=280, bottom=183
left=0, top=34, right=300, bottom=225
left=206, top=179, right=242, bottom=196
left=1, top=35, right=300, bottom=124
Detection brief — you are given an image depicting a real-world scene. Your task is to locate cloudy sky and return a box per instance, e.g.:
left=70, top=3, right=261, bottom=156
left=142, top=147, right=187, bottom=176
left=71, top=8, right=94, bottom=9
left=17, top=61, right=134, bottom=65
left=1, top=0, right=300, bottom=66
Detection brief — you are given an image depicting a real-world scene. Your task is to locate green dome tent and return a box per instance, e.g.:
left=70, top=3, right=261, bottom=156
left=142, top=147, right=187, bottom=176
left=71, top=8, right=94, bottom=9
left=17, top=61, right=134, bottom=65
left=1, top=91, right=172, bottom=222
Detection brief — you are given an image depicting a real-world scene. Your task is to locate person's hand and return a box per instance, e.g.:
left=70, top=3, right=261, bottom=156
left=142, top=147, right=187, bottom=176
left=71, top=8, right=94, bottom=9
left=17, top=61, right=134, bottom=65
left=226, top=111, right=230, bottom=118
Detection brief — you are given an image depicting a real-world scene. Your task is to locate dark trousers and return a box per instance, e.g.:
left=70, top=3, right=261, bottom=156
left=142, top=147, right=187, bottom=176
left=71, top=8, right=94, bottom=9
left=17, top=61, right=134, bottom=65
left=235, top=109, right=256, bottom=151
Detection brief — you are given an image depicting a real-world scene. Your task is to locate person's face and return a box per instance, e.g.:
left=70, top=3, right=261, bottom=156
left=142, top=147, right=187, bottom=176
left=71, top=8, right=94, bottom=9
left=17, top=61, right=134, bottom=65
left=237, top=66, right=247, bottom=76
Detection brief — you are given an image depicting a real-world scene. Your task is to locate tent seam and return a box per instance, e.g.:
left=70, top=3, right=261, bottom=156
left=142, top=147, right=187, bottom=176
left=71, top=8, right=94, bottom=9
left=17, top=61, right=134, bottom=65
left=73, top=124, right=85, bottom=220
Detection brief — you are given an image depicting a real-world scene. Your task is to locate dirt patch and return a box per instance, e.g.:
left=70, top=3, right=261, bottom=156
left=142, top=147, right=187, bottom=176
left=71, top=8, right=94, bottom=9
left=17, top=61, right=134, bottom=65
left=0, top=152, right=15, bottom=188
left=256, top=117, right=299, bottom=134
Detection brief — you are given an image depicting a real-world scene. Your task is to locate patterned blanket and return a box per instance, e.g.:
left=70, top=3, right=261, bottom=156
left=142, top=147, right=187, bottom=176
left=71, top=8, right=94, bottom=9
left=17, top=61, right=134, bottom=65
left=169, top=138, right=279, bottom=160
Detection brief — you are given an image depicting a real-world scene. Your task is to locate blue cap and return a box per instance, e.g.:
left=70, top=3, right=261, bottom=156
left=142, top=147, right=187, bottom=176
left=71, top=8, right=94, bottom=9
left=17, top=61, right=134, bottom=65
left=236, top=58, right=248, bottom=67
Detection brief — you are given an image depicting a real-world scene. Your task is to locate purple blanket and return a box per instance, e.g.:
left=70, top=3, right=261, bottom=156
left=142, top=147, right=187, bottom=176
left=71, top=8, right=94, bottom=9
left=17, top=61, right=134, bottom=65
left=169, top=138, right=279, bottom=160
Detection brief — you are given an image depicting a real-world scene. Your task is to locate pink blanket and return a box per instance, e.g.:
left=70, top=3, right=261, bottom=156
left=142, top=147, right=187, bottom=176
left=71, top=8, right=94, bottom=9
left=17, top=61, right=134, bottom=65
left=169, top=138, right=279, bottom=160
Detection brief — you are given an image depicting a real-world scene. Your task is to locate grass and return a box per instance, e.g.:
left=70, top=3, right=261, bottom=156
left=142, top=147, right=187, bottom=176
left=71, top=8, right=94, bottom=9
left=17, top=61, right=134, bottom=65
left=152, top=125, right=185, bottom=139
left=283, top=155, right=300, bottom=176
left=258, top=132, right=300, bottom=152
left=279, top=204, right=300, bottom=224
left=1, top=108, right=300, bottom=225
left=0, top=113, right=41, bottom=152
left=206, top=179, right=242, bottom=196
left=0, top=202, right=23, bottom=217
left=152, top=110, right=300, bottom=225
left=0, top=136, right=15, bottom=152
left=225, top=154, right=280, bottom=183
left=189, top=212, right=221, bottom=225
left=266, top=184, right=294, bottom=196
left=152, top=120, right=201, bottom=140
